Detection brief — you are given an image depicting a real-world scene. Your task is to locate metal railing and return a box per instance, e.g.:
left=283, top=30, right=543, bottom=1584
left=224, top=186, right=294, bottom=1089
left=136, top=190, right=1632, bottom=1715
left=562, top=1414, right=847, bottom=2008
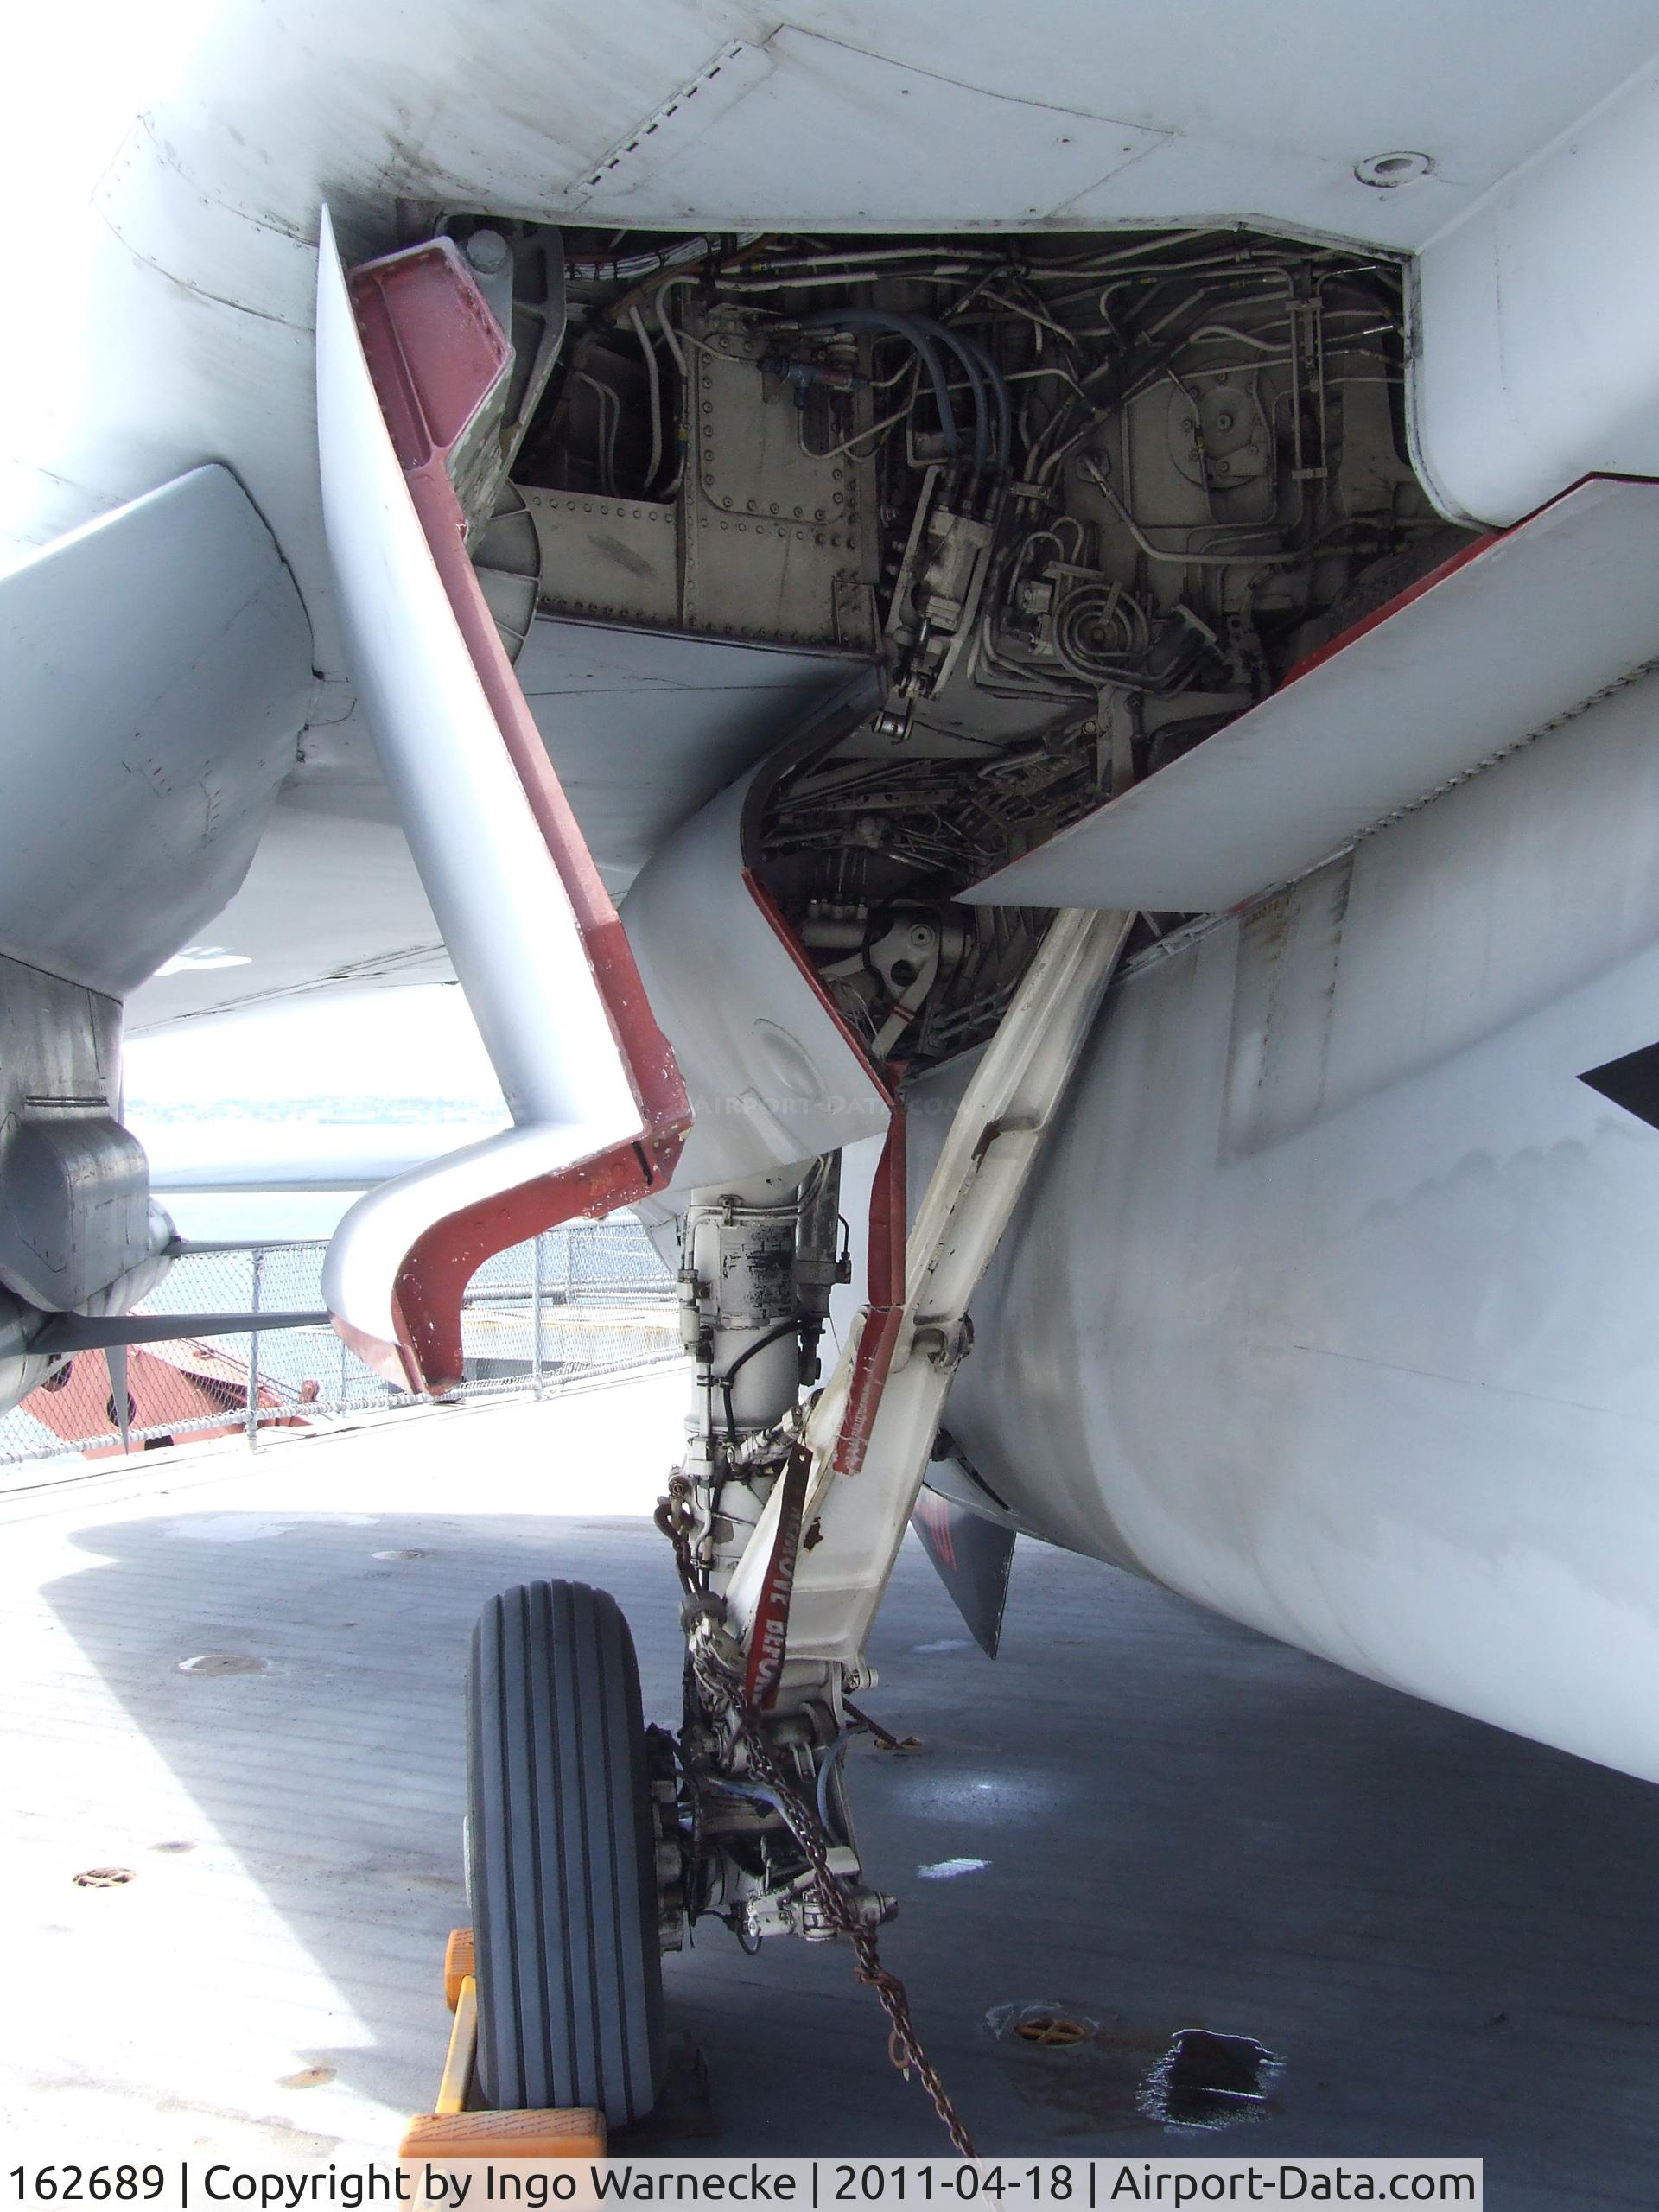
left=0, top=1218, right=679, bottom=1468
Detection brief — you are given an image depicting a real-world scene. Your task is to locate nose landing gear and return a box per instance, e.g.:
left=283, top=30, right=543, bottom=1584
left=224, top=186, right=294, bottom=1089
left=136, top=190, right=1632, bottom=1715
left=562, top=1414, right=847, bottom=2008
left=463, top=910, right=1132, bottom=2149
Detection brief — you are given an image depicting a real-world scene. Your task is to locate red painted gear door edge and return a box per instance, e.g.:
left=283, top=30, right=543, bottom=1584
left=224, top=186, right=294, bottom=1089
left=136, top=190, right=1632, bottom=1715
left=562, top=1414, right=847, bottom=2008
left=834, top=1107, right=907, bottom=1478
left=344, top=241, right=690, bottom=1392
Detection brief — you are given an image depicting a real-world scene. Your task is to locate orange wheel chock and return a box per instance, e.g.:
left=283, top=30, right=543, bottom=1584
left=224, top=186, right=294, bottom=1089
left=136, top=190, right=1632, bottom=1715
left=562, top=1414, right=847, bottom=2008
left=443, top=1928, right=474, bottom=2012
left=400, top=1932, right=607, bottom=2159
left=401, top=2109, right=608, bottom=2158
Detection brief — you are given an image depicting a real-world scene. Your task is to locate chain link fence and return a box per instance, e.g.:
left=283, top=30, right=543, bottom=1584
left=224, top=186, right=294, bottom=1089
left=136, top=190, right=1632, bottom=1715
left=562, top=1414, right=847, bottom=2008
left=0, top=1217, right=679, bottom=1469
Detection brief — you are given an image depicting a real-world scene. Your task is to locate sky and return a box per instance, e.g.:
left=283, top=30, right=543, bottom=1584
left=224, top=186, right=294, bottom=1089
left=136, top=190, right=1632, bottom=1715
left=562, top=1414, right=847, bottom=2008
left=123, top=983, right=506, bottom=1117
left=124, top=984, right=509, bottom=1236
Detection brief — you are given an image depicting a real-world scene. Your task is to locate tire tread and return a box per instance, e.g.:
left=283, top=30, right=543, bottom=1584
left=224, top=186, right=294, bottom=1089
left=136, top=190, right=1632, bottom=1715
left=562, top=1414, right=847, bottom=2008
left=467, top=1580, right=662, bottom=2123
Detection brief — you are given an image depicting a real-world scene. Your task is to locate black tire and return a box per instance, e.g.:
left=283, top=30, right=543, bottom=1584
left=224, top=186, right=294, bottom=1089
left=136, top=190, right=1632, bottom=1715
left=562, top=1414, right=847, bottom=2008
left=466, top=1580, right=664, bottom=2124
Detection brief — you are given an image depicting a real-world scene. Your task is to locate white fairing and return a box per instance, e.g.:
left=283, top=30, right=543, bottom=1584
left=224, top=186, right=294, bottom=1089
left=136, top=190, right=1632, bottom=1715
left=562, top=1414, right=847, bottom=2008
left=920, top=665, right=1659, bottom=1783
left=312, top=213, right=639, bottom=1351
left=0, top=465, right=312, bottom=997
left=324, top=1123, right=619, bottom=1355
left=1413, top=60, right=1659, bottom=524
left=967, top=477, right=1659, bottom=913
left=622, top=773, right=892, bottom=1199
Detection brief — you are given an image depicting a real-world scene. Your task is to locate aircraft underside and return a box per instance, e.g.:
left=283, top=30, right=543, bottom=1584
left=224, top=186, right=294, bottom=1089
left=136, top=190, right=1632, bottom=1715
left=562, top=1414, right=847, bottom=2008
left=6, top=3, right=1659, bottom=2138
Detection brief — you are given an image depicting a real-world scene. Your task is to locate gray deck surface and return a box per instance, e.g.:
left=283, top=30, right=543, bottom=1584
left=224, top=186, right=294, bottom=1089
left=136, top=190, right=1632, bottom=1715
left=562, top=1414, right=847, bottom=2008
left=3, top=1374, right=1657, bottom=2203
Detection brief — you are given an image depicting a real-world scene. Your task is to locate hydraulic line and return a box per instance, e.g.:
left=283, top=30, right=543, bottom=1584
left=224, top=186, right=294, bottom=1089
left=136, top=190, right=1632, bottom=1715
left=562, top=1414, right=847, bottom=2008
left=950, top=329, right=1012, bottom=466
left=791, top=308, right=965, bottom=461
left=929, top=328, right=990, bottom=469
left=714, top=1318, right=801, bottom=1442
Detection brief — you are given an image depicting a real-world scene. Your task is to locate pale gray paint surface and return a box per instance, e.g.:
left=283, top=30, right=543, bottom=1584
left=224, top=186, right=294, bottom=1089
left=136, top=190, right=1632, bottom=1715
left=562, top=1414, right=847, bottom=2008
left=0, top=955, right=156, bottom=1312
left=0, top=466, right=313, bottom=1000
left=124, top=625, right=861, bottom=1030
left=124, top=791, right=450, bottom=1033
left=623, top=766, right=892, bottom=1197
left=516, top=617, right=864, bottom=893
left=13, top=0, right=1659, bottom=671
left=1411, top=57, right=1659, bottom=523
left=27, top=14, right=1659, bottom=1042
left=312, top=213, right=647, bottom=1364
left=919, top=661, right=1659, bottom=1784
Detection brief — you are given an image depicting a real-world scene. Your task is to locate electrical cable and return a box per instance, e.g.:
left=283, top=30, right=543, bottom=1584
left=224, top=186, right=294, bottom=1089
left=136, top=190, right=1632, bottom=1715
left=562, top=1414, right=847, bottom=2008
left=922, top=326, right=994, bottom=468
left=565, top=233, right=730, bottom=283
left=798, top=373, right=919, bottom=464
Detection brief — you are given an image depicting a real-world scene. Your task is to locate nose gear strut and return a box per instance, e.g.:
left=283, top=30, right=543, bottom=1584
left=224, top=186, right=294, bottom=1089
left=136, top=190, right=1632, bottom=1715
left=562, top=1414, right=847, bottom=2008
left=659, top=906, right=1134, bottom=2156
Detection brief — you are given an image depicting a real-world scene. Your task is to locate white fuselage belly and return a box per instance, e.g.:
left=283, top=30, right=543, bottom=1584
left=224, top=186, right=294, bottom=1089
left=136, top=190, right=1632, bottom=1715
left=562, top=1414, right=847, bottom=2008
left=920, top=663, right=1659, bottom=1783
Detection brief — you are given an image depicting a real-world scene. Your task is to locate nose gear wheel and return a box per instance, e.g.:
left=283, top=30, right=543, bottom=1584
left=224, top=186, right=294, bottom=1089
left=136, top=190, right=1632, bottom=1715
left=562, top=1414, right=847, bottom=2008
left=466, top=1580, right=665, bottom=2126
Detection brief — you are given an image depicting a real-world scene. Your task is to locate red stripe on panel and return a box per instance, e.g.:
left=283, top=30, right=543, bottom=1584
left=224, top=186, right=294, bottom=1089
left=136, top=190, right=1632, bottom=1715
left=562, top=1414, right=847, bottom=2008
left=834, top=1108, right=907, bottom=1477
left=344, top=242, right=690, bottom=1392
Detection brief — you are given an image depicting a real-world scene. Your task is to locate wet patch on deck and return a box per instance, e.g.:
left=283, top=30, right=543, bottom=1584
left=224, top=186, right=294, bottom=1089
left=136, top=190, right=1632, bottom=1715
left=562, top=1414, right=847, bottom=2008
left=1139, top=2028, right=1284, bottom=2133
